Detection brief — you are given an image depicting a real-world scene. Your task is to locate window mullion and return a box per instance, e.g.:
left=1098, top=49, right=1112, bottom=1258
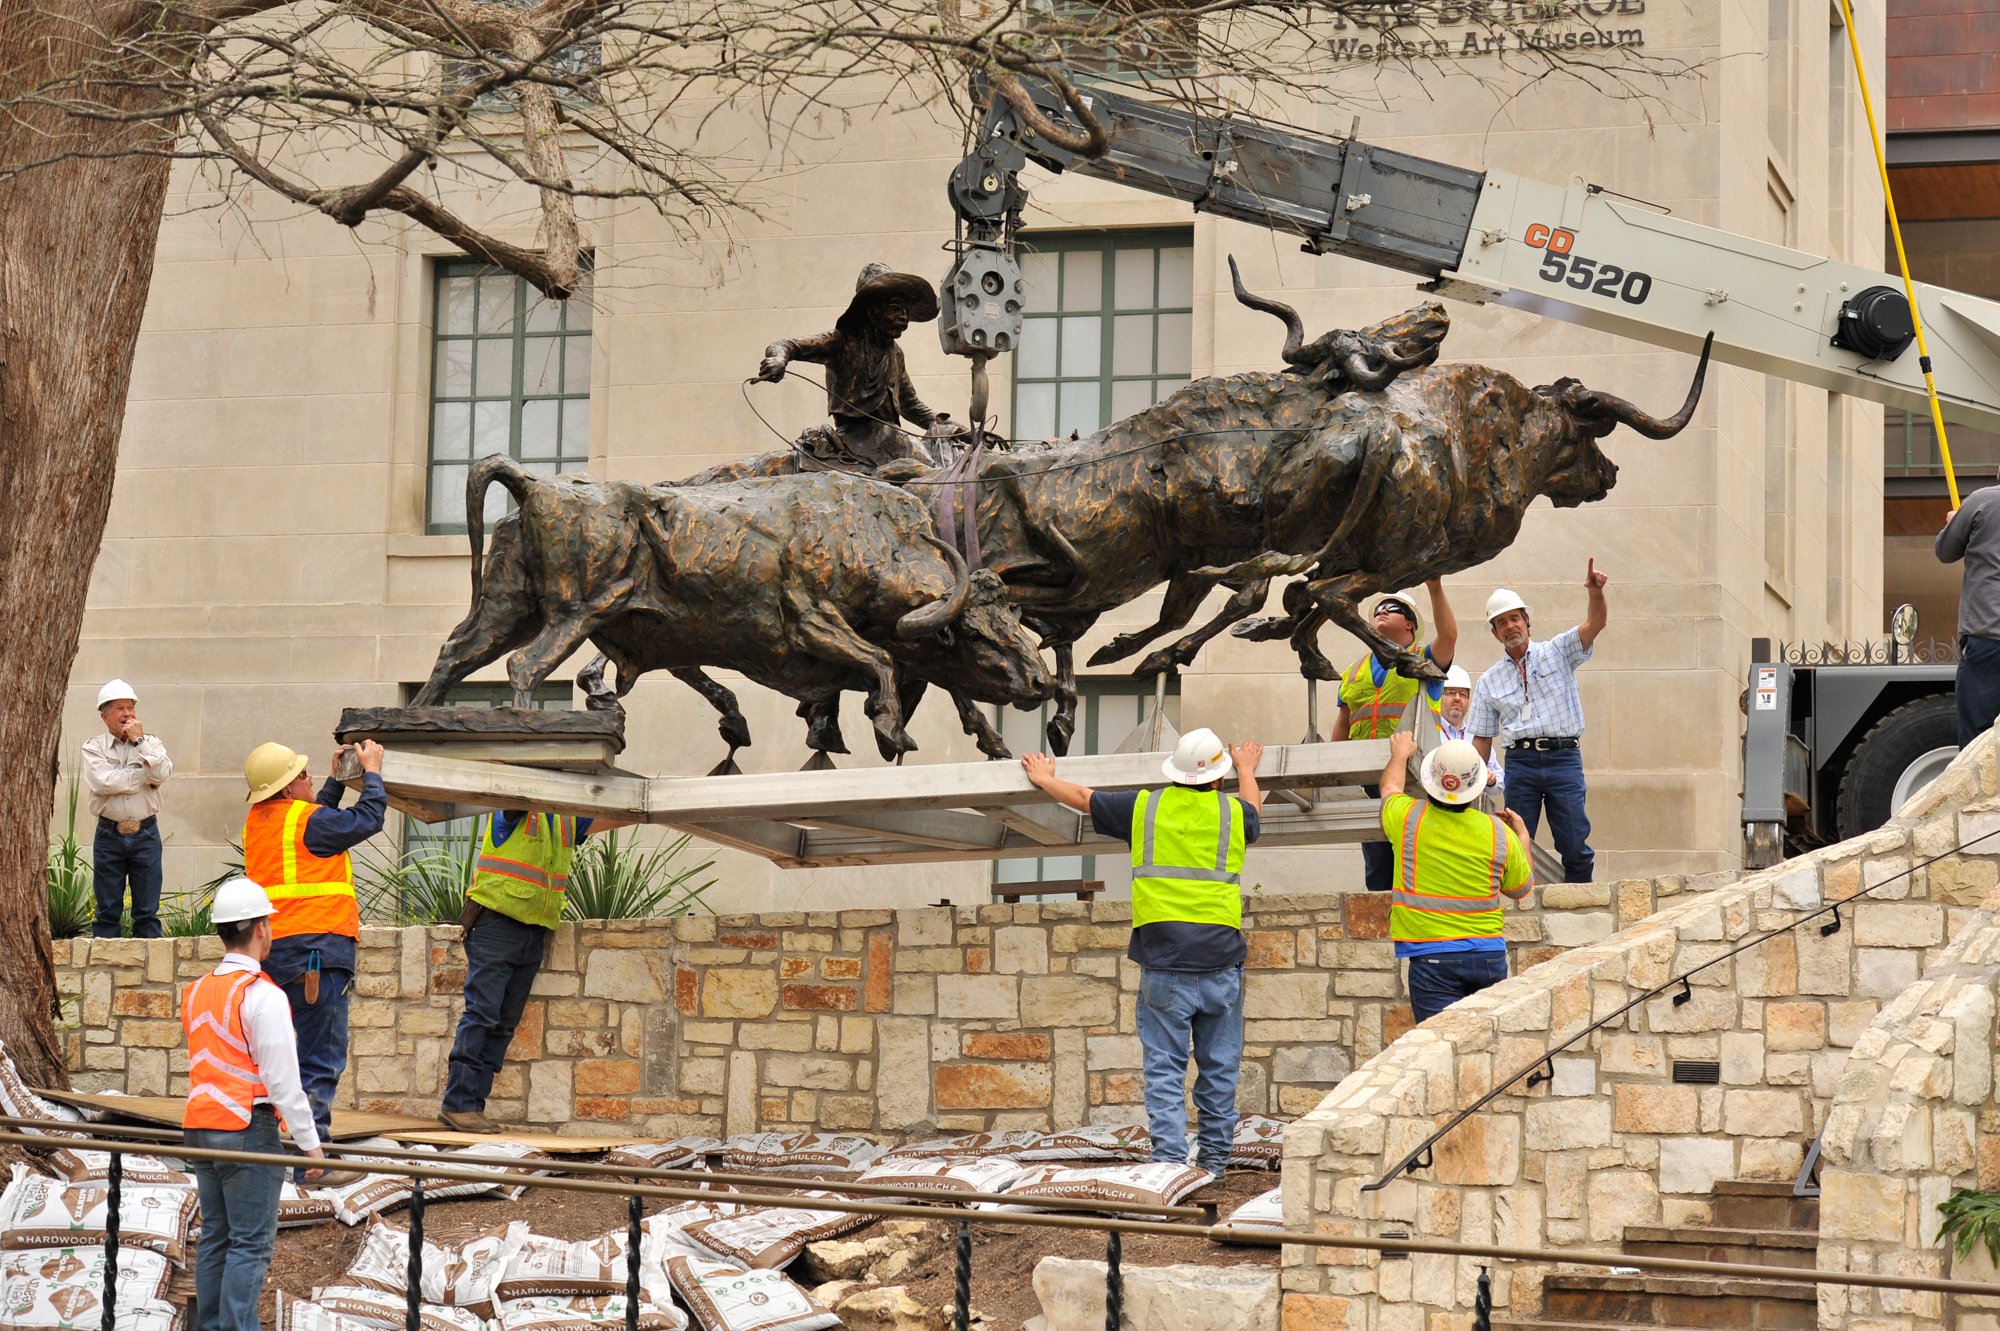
left=1098, top=238, right=1116, bottom=430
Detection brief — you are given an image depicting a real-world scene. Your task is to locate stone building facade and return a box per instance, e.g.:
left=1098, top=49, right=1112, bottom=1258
left=62, top=0, right=1887, bottom=909
left=53, top=881, right=1700, bottom=1136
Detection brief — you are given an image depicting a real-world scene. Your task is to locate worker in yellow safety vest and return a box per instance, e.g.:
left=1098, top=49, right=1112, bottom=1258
left=1335, top=579, right=1458, bottom=894
left=1020, top=728, right=1263, bottom=1179
left=439, top=806, right=632, bottom=1133
left=182, top=877, right=328, bottom=1331
left=240, top=739, right=386, bottom=1166
left=1378, top=728, right=1533, bottom=1024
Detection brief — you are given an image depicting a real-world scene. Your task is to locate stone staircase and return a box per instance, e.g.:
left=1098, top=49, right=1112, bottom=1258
left=1494, top=1182, right=1818, bottom=1331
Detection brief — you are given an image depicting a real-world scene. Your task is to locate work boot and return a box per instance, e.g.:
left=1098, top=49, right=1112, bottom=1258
left=314, top=1169, right=365, bottom=1187
left=439, top=1109, right=500, bottom=1134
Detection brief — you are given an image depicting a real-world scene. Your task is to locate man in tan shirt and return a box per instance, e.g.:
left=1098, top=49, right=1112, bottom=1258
left=81, top=680, right=173, bottom=938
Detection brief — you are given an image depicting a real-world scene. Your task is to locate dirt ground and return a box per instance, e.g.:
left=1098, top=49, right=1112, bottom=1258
left=261, top=1169, right=1282, bottom=1329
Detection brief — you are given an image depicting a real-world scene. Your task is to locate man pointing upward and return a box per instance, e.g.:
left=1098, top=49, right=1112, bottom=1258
left=1468, top=558, right=1607, bottom=884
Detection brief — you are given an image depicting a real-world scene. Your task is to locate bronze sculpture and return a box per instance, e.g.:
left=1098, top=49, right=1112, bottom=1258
left=411, top=456, right=1053, bottom=762
left=416, top=261, right=1710, bottom=765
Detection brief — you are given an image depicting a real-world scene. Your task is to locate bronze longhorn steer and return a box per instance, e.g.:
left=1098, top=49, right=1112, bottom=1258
left=412, top=456, right=1053, bottom=761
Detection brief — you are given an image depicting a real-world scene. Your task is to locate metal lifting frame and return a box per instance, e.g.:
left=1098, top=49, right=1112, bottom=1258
left=339, top=738, right=1399, bottom=869
left=5, top=1118, right=1997, bottom=1331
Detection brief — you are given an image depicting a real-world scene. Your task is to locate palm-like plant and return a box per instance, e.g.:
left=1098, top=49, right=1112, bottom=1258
left=165, top=844, right=244, bottom=938
left=1939, top=1189, right=2000, bottom=1266
left=563, top=828, right=715, bottom=922
left=45, top=775, right=94, bottom=940
left=354, top=820, right=482, bottom=927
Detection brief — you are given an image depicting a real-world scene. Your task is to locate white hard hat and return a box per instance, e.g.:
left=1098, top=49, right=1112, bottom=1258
left=1420, top=740, right=1490, bottom=806
left=1485, top=590, right=1531, bottom=624
left=97, top=680, right=137, bottom=709
left=1370, top=594, right=1424, bottom=642
left=1162, top=727, right=1233, bottom=785
left=211, top=877, right=275, bottom=926
left=1443, top=664, right=1473, bottom=691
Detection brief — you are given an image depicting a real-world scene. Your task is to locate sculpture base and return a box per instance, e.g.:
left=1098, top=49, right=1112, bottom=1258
left=335, top=706, right=625, bottom=772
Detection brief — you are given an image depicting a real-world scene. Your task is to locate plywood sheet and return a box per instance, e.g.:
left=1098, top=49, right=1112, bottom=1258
left=383, top=1129, right=667, bottom=1153
left=36, top=1091, right=441, bottom=1142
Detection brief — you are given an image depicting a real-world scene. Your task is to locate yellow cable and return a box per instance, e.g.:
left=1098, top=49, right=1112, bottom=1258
left=1836, top=0, right=1960, bottom=509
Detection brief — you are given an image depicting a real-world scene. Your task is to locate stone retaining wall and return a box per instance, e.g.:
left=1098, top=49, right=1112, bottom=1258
left=1277, top=732, right=2000, bottom=1331
left=54, top=879, right=1696, bottom=1137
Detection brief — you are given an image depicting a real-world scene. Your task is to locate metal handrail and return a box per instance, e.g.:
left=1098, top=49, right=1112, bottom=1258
left=1364, top=824, right=2000, bottom=1192
left=0, top=1115, right=1205, bottom=1220
left=0, top=1125, right=1995, bottom=1297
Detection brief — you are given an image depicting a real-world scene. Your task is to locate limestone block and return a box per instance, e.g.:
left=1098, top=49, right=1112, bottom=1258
left=1086, top=1035, right=1141, bottom=1070
left=1853, top=904, right=1944, bottom=948
left=1278, top=1295, right=1350, bottom=1331
left=1550, top=1058, right=1596, bottom=1097
left=834, top=1287, right=948, bottom=1331
left=970, top=1033, right=1050, bottom=1060
left=935, top=1062, right=1051, bottom=1109
left=1657, top=1137, right=1734, bottom=1193
left=876, top=1016, right=930, bottom=1128
left=937, top=975, right=1019, bottom=1020
left=1642, top=986, right=1735, bottom=1033
left=81, top=973, right=110, bottom=1027
left=1033, top=1256, right=1279, bottom=1331
left=1613, top=1084, right=1698, bottom=1134
left=899, top=909, right=955, bottom=947
left=1949, top=985, right=1996, bottom=1106
left=1827, top=1002, right=1879, bottom=1048
left=1763, top=1053, right=1811, bottom=1085
left=1771, top=863, right=1821, bottom=911
left=1586, top=1170, right=1660, bottom=1241
left=1817, top=1173, right=1906, bottom=1241
left=1717, top=1032, right=1763, bottom=1085
left=1931, top=858, right=1998, bottom=906
left=1524, top=1099, right=1611, bottom=1152
left=1739, top=1138, right=1804, bottom=1180
left=763, top=1055, right=853, bottom=1090
left=681, top=1058, right=726, bottom=1095
left=1273, top=1047, right=1352, bottom=1084
left=995, top=928, right=1050, bottom=975
left=1793, top=925, right=1851, bottom=997
left=1052, top=924, right=1130, bottom=953
left=740, top=1024, right=814, bottom=1052
left=1735, top=936, right=1798, bottom=998
left=893, top=976, right=936, bottom=1015
left=1243, top=973, right=1330, bottom=1021
left=584, top=951, right=665, bottom=1004
left=1020, top=976, right=1117, bottom=1027
left=1539, top=883, right=1610, bottom=909
left=1763, top=1002, right=1826, bottom=1051
left=528, top=1060, right=571, bottom=1123
left=1598, top=1035, right=1664, bottom=1075
left=1855, top=949, right=1921, bottom=998
left=1722, top=1090, right=1804, bottom=1137
left=699, top=970, right=778, bottom=1019
left=897, top=949, right=963, bottom=975
left=1544, top=913, right=1615, bottom=947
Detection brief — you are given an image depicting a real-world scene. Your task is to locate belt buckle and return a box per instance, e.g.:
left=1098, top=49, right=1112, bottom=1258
left=116, top=819, right=141, bottom=836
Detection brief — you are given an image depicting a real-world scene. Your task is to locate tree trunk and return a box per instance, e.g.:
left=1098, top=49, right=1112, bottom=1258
left=0, top=2, right=178, bottom=1088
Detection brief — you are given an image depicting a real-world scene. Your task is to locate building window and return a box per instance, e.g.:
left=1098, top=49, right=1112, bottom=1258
left=1012, top=231, right=1193, bottom=443
left=1042, top=1, right=1197, bottom=78
left=427, top=261, right=593, bottom=533
left=400, top=682, right=571, bottom=865
left=992, top=677, right=1180, bottom=898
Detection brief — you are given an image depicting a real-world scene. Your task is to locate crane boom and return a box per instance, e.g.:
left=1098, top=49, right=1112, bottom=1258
left=953, top=75, right=2000, bottom=434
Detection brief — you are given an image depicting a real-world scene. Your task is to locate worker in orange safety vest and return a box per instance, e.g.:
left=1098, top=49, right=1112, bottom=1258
left=182, top=877, right=330, bottom=1331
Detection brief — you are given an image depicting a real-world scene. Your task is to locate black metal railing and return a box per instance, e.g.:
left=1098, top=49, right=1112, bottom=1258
left=6, top=1117, right=1999, bottom=1331
left=1363, top=823, right=2000, bottom=1192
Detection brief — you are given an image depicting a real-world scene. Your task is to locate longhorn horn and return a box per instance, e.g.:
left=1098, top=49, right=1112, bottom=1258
left=1582, top=331, right=1714, bottom=439
left=1227, top=255, right=1319, bottom=365
left=1340, top=349, right=1394, bottom=391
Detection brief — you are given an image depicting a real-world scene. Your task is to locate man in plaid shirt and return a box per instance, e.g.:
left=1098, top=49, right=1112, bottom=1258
left=1468, top=560, right=1609, bottom=883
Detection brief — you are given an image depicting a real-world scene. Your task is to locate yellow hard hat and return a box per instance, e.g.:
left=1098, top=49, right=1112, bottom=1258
left=244, top=742, right=309, bottom=803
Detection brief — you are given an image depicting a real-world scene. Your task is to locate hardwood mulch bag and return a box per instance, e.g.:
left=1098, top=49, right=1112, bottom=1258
left=306, top=1285, right=487, bottom=1331
left=277, top=1181, right=337, bottom=1229
left=603, top=1140, right=718, bottom=1173
left=0, top=1166, right=199, bottom=1264
left=273, top=1292, right=376, bottom=1331
left=492, top=1292, right=687, bottom=1331
left=877, top=1131, right=1041, bottom=1163
left=674, top=1194, right=870, bottom=1270
left=1222, top=1185, right=1284, bottom=1232
left=337, top=1218, right=525, bottom=1314
left=1014, top=1125, right=1151, bottom=1162
left=0, top=1245, right=179, bottom=1330
left=429, top=1142, right=558, bottom=1202
left=1229, top=1115, right=1286, bottom=1169
left=719, top=1134, right=883, bottom=1178
left=662, top=1253, right=839, bottom=1331
left=981, top=1162, right=1210, bottom=1217
left=852, top=1157, right=1023, bottom=1198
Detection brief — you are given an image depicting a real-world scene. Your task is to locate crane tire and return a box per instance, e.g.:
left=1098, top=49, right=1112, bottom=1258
left=1834, top=693, right=1959, bottom=842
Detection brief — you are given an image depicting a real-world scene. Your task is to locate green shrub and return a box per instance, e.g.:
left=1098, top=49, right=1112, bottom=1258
left=563, top=828, right=715, bottom=922
left=45, top=776, right=93, bottom=940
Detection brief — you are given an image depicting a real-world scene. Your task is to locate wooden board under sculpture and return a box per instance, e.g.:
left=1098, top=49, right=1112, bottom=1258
left=403, top=257, right=1712, bottom=769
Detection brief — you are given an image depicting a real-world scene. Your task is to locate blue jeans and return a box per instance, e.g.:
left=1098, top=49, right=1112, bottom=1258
left=444, top=908, right=547, bottom=1113
left=273, top=967, right=349, bottom=1173
left=1961, top=635, right=2000, bottom=746
left=1406, top=950, right=1508, bottom=1024
left=1361, top=785, right=1393, bottom=892
left=188, top=1107, right=283, bottom=1331
left=1135, top=967, right=1243, bottom=1177
left=91, top=821, right=161, bottom=939
left=1503, top=747, right=1593, bottom=882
